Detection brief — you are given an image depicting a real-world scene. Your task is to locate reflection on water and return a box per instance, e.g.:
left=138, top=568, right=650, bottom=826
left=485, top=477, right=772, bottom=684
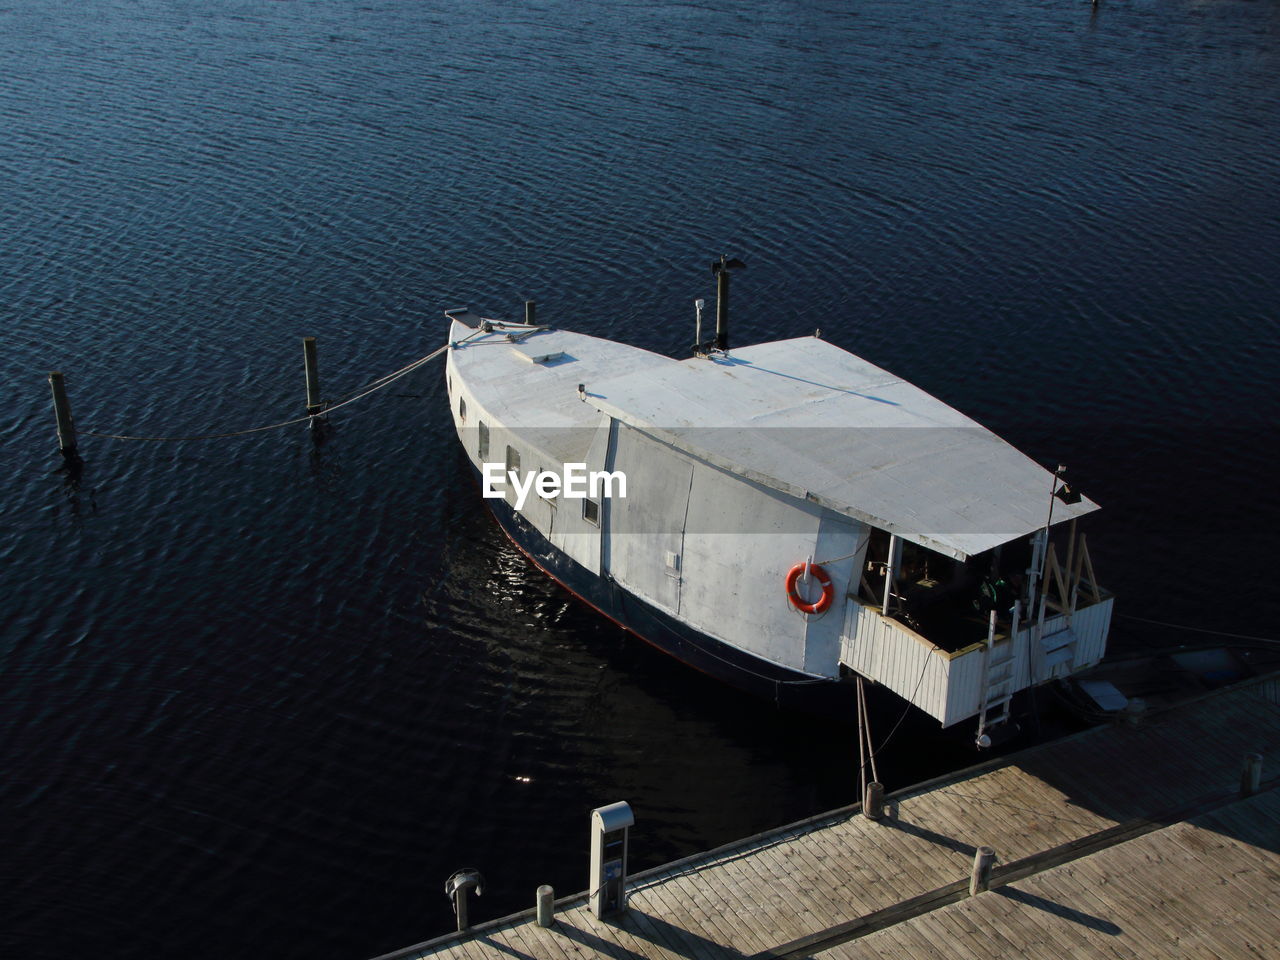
left=2, top=1, right=1278, bottom=958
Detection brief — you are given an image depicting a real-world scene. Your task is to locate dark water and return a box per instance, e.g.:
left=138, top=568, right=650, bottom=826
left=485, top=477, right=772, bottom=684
left=3, top=1, right=1278, bottom=957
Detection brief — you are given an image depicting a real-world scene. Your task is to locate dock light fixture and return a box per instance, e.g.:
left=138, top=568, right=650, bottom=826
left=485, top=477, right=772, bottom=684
left=589, top=801, right=634, bottom=919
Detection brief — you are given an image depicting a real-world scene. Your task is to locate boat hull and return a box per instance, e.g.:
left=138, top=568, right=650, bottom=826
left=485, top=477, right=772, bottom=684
left=478, top=475, right=858, bottom=718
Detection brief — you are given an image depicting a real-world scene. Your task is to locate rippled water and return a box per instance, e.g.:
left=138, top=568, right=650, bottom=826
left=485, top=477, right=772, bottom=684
left=3, top=1, right=1278, bottom=957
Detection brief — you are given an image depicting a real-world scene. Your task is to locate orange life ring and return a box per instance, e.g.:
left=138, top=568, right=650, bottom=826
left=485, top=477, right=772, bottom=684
left=785, top=562, right=834, bottom=615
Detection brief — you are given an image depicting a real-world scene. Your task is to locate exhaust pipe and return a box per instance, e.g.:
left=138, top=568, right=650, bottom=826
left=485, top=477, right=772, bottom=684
left=711, top=255, right=745, bottom=352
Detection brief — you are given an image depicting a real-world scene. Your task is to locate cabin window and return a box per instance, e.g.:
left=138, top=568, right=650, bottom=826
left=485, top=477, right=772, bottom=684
left=458, top=397, right=467, bottom=422
left=583, top=497, right=600, bottom=526
left=447, top=375, right=452, bottom=396
left=478, top=421, right=489, bottom=459
left=538, top=467, right=557, bottom=504
left=505, top=444, right=520, bottom=477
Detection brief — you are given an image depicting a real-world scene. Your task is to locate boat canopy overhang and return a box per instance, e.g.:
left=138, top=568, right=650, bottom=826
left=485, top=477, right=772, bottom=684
left=585, top=336, right=1098, bottom=561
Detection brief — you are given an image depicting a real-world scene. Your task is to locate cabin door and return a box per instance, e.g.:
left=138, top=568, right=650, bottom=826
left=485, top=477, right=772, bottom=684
left=601, top=423, right=693, bottom=616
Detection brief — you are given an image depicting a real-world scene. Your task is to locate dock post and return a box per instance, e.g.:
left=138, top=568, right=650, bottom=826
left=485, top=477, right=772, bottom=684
left=444, top=869, right=483, bottom=933
left=48, top=371, right=80, bottom=463
left=969, top=846, right=996, bottom=895
left=302, top=337, right=323, bottom=418
left=454, top=888, right=468, bottom=932
left=524, top=300, right=536, bottom=326
left=863, top=782, right=885, bottom=821
left=1241, top=753, right=1263, bottom=797
left=536, top=884, right=555, bottom=927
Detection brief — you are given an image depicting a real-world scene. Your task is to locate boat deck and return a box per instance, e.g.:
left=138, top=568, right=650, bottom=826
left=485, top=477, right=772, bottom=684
left=375, top=673, right=1280, bottom=960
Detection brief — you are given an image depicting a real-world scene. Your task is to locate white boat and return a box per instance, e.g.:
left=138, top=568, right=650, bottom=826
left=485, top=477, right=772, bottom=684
left=444, top=263, right=1113, bottom=744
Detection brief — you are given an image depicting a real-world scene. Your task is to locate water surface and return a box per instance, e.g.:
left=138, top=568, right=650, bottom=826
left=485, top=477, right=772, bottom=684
left=2, top=1, right=1278, bottom=957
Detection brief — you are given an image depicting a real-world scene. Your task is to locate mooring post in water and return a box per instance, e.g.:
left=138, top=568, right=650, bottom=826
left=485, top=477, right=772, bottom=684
left=1241, top=753, right=1262, bottom=797
left=969, top=846, right=996, bottom=896
left=48, top=371, right=79, bottom=462
left=536, top=884, right=555, bottom=927
left=524, top=300, right=536, bottom=326
left=302, top=336, right=323, bottom=419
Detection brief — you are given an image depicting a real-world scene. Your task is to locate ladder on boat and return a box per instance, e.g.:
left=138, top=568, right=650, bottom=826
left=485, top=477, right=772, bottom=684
left=976, top=609, right=1015, bottom=746
left=1039, top=626, right=1079, bottom=678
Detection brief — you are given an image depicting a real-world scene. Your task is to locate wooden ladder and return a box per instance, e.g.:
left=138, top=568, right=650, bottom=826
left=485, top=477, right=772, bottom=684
left=976, top=609, right=1016, bottom=746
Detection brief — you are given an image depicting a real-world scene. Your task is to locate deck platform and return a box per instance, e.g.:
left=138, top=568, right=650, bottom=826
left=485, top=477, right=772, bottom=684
left=375, top=674, right=1280, bottom=960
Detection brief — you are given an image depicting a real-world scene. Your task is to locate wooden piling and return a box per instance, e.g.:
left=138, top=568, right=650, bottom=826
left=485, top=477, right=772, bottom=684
left=969, top=845, right=996, bottom=895
left=1241, top=753, right=1262, bottom=797
left=48, top=371, right=78, bottom=460
left=535, top=885, right=555, bottom=927
left=302, top=337, right=322, bottom=416
left=863, top=782, right=885, bottom=821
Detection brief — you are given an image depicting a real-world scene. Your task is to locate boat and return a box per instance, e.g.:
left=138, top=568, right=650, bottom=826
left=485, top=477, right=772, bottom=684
left=444, top=260, right=1113, bottom=746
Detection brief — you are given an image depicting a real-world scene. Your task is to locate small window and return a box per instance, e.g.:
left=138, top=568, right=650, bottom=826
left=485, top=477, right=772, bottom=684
left=583, top=498, right=600, bottom=526
left=478, top=421, right=489, bottom=459
left=447, top=375, right=452, bottom=396
left=505, top=444, right=520, bottom=476
left=458, top=397, right=467, bottom=422
left=538, top=467, right=557, bottom=503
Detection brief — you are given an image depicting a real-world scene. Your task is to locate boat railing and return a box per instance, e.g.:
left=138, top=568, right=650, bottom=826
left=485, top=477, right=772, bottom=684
left=840, top=591, right=1114, bottom=728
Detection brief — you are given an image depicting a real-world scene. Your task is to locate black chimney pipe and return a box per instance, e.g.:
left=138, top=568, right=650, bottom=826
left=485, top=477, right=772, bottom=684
left=711, top=256, right=745, bottom=352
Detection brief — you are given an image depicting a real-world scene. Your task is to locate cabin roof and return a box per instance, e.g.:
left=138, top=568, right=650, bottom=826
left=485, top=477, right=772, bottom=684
left=447, top=317, right=671, bottom=464
left=583, top=336, right=1098, bottom=560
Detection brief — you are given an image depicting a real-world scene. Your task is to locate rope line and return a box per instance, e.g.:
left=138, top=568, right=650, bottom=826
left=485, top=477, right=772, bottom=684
left=79, top=343, right=449, bottom=442
left=815, top=531, right=871, bottom=568
left=870, top=642, right=936, bottom=763
left=328, top=329, right=483, bottom=404
left=860, top=675, right=878, bottom=785
left=1117, top=612, right=1279, bottom=645
left=860, top=675, right=870, bottom=803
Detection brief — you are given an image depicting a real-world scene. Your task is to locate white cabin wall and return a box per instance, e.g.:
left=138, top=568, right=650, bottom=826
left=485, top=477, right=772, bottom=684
left=602, top=425, right=693, bottom=616
left=677, top=461, right=824, bottom=672
left=512, top=443, right=559, bottom=538
left=546, top=411, right=612, bottom=575
left=803, top=513, right=869, bottom=676
left=447, top=359, right=559, bottom=540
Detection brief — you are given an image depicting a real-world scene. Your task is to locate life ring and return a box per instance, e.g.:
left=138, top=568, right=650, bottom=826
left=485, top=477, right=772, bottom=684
left=785, top=562, right=834, bottom=615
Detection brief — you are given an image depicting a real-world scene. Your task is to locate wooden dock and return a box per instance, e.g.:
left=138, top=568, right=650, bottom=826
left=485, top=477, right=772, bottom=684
left=375, top=674, right=1280, bottom=960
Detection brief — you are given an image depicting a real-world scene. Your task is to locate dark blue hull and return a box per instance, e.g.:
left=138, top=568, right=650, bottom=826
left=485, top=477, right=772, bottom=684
left=485, top=491, right=859, bottom=718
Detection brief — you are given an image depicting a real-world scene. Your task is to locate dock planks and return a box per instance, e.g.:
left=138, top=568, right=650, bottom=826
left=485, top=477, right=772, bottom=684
left=377, top=675, right=1280, bottom=960
left=818, top=790, right=1280, bottom=960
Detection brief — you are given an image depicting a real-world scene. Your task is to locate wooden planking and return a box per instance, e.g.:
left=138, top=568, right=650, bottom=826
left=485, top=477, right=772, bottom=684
left=844, top=605, right=952, bottom=723
left=1069, top=596, right=1113, bottom=668
left=817, top=791, right=1280, bottom=960
left=398, top=676, right=1280, bottom=960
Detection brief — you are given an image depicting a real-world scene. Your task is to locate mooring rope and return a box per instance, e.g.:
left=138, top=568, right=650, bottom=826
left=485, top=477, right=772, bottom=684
left=856, top=675, right=868, bottom=803
left=78, top=342, right=450, bottom=442
left=859, top=674, right=878, bottom=785
left=814, top=530, right=872, bottom=568
left=869, top=642, right=936, bottom=764
left=1116, top=612, right=1279, bottom=646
